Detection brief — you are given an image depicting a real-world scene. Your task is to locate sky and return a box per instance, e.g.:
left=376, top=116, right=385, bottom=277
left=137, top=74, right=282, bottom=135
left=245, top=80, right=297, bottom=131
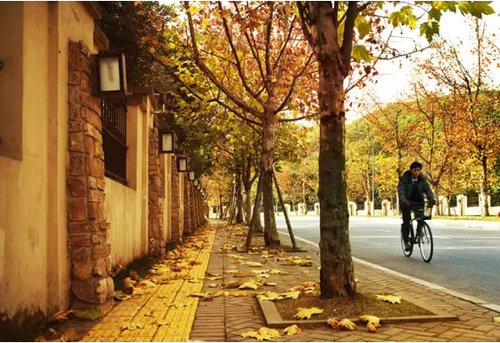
left=346, top=1, right=500, bottom=122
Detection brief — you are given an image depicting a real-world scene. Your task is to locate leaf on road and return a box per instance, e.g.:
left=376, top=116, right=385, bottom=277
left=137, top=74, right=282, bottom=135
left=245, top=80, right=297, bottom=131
left=257, top=292, right=283, bottom=301
left=121, top=322, right=144, bottom=331
left=231, top=291, right=247, bottom=297
left=282, top=324, right=301, bottom=336
left=241, top=327, right=281, bottom=341
left=327, top=317, right=340, bottom=329
left=208, top=276, right=222, bottom=281
left=263, top=282, right=276, bottom=286
left=225, top=280, right=243, bottom=288
left=73, top=309, right=103, bottom=321
left=281, top=291, right=300, bottom=300
left=359, top=315, right=381, bottom=332
left=239, top=281, right=260, bottom=290
left=243, top=262, right=263, bottom=267
left=48, top=310, right=73, bottom=322
left=493, top=316, right=500, bottom=323
left=338, top=319, right=357, bottom=331
left=293, top=307, right=324, bottom=320
left=376, top=294, right=401, bottom=304
left=301, top=271, right=310, bottom=274
left=208, top=283, right=220, bottom=288
left=138, top=280, right=157, bottom=288
left=269, top=269, right=282, bottom=275
left=234, top=271, right=250, bottom=278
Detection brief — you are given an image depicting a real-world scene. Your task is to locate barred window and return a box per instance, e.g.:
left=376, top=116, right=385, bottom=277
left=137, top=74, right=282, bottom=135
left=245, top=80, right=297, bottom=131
left=101, top=98, right=128, bottom=184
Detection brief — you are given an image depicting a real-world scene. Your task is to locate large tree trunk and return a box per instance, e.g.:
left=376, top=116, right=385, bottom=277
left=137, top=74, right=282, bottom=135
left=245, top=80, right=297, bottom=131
left=316, top=15, right=356, bottom=298
left=261, top=112, right=280, bottom=247
left=245, top=188, right=252, bottom=225
left=480, top=154, right=490, bottom=217
left=236, top=171, right=245, bottom=223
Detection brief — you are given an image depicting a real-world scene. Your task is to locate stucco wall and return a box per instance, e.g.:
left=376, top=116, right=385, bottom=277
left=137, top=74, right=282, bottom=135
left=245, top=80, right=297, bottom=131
left=0, top=1, right=96, bottom=322
left=106, top=103, right=150, bottom=265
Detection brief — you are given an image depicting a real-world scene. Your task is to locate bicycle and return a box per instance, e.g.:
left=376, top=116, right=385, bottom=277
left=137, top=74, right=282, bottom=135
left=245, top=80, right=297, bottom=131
left=401, top=202, right=434, bottom=263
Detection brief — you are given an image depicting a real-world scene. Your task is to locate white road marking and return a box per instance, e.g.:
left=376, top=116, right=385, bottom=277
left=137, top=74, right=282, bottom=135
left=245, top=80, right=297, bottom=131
left=375, top=229, right=390, bottom=233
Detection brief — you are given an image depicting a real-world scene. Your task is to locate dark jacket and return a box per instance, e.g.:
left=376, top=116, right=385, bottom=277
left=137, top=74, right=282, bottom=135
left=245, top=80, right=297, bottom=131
left=398, top=171, right=435, bottom=205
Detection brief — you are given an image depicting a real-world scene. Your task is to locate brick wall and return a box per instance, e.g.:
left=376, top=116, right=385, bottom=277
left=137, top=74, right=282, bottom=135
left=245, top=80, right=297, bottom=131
left=67, top=41, right=114, bottom=311
left=148, top=126, right=165, bottom=257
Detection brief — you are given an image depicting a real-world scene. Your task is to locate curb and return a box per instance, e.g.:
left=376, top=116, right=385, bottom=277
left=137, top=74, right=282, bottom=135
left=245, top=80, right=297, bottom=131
left=278, top=231, right=500, bottom=315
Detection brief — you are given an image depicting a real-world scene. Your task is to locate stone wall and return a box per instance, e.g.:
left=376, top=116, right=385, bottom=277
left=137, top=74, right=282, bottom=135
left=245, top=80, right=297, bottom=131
left=148, top=127, right=165, bottom=257
left=171, top=155, right=182, bottom=242
left=67, top=41, right=114, bottom=311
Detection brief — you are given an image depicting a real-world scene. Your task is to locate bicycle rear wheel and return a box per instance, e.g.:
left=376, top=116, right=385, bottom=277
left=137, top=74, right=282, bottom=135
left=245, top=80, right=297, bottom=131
left=401, top=223, right=414, bottom=257
left=418, top=222, right=434, bottom=262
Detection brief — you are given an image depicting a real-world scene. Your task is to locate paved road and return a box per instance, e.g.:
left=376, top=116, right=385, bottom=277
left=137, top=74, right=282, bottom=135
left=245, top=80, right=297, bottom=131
left=276, top=216, right=500, bottom=304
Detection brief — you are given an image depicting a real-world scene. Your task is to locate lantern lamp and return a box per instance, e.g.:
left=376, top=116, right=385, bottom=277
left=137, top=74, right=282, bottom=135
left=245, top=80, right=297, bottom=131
left=159, top=130, right=176, bottom=154
left=90, top=53, right=127, bottom=98
left=194, top=179, right=199, bottom=186
left=188, top=171, right=195, bottom=181
left=177, top=157, right=188, bottom=172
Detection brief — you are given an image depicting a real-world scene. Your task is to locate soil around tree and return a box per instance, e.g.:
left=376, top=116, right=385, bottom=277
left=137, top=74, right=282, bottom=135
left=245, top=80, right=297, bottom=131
left=275, top=292, right=433, bottom=320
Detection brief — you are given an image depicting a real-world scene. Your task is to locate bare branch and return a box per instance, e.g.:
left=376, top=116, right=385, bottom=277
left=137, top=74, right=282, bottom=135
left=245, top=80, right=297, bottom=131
left=278, top=112, right=319, bottom=123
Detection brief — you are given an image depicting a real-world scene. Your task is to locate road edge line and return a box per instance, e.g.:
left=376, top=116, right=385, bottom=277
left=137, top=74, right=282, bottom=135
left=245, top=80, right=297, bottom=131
left=278, top=230, right=500, bottom=314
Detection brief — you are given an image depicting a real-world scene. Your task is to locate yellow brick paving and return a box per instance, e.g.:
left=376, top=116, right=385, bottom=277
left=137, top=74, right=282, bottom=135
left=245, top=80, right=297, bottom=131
left=81, top=229, right=215, bottom=342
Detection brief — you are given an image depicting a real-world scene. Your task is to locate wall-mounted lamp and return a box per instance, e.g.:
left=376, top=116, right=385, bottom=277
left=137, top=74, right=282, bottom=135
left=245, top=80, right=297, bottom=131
left=90, top=53, right=127, bottom=98
left=177, top=157, right=188, bottom=172
left=159, top=130, right=176, bottom=154
left=188, top=171, right=195, bottom=181
left=194, top=179, right=199, bottom=186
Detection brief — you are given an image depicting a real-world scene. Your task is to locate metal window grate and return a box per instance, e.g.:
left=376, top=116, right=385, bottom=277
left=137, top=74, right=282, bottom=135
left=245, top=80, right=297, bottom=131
left=101, top=98, right=127, bottom=183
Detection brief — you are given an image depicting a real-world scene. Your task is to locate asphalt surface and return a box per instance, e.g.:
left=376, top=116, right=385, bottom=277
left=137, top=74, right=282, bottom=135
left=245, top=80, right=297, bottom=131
left=276, top=216, right=500, bottom=305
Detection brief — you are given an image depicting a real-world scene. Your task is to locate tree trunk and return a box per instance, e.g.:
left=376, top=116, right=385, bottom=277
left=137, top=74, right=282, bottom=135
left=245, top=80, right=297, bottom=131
left=302, top=180, right=308, bottom=215
left=480, top=155, right=490, bottom=217
left=316, top=15, right=356, bottom=297
left=218, top=194, right=223, bottom=219
left=273, top=172, right=298, bottom=250
left=246, top=172, right=263, bottom=248
left=245, top=188, right=252, bottom=225
left=261, top=112, right=280, bottom=247
left=236, top=171, right=244, bottom=223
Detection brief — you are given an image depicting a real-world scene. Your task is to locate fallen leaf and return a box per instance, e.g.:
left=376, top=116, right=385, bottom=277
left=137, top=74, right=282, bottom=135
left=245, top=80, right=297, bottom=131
left=327, top=317, right=340, bottom=329
left=263, top=282, right=276, bottom=287
left=231, top=291, right=247, bottom=297
left=268, top=269, right=281, bottom=275
left=121, top=322, right=144, bottom=331
left=212, top=291, right=230, bottom=297
left=257, top=292, right=283, bottom=301
left=208, top=283, right=219, bottom=288
left=493, top=316, right=500, bottom=323
left=225, top=270, right=239, bottom=274
left=239, top=281, right=260, bottom=290
left=359, top=315, right=381, bottom=332
left=225, top=280, right=243, bottom=288
left=282, top=324, right=301, bottom=336
left=234, top=271, right=250, bottom=278
left=123, top=277, right=136, bottom=294
left=376, top=294, right=401, bottom=304
left=205, top=272, right=221, bottom=277
left=48, top=310, right=73, bottom=322
left=281, top=291, right=300, bottom=300
left=228, top=254, right=246, bottom=259
left=208, top=276, right=222, bottom=281
left=73, top=309, right=103, bottom=320
left=251, top=269, right=270, bottom=274
left=302, top=281, right=317, bottom=288
left=243, top=262, right=263, bottom=267
left=293, top=307, right=324, bottom=320
left=138, top=280, right=156, bottom=288
left=241, top=327, right=281, bottom=341
left=338, top=318, right=357, bottom=331
left=256, top=274, right=271, bottom=279
left=169, top=303, right=189, bottom=308
left=301, top=271, right=310, bottom=274
left=114, top=291, right=132, bottom=301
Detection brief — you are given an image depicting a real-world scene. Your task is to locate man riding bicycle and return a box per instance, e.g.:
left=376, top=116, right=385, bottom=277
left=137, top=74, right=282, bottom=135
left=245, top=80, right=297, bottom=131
left=398, top=161, right=435, bottom=252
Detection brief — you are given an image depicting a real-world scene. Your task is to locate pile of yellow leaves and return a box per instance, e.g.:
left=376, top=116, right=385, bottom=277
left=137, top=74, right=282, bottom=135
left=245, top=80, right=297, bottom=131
left=359, top=315, right=382, bottom=332
left=327, top=317, right=357, bottom=331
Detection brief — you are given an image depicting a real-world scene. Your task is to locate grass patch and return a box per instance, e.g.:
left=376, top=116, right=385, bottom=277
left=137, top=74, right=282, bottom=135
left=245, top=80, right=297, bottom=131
left=275, top=292, right=432, bottom=320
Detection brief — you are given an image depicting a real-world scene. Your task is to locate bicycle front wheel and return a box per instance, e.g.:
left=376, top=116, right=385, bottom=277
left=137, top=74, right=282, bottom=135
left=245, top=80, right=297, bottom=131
left=418, top=222, right=434, bottom=262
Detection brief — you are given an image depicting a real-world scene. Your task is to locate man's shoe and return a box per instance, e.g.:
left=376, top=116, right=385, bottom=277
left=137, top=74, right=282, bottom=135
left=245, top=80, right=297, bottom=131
left=404, top=243, right=412, bottom=252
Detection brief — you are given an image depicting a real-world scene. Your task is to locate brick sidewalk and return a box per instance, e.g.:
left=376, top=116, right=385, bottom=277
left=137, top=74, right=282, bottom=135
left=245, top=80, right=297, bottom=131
left=190, top=224, right=500, bottom=342
left=75, top=226, right=215, bottom=342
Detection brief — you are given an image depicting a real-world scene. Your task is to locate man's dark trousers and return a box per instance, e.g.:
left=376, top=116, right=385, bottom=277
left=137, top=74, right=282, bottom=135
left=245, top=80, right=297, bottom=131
left=401, top=204, right=413, bottom=244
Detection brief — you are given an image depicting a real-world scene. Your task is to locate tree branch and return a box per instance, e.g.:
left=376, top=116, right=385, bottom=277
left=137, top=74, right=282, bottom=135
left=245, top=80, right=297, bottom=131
left=184, top=1, right=262, bottom=118
left=278, top=112, right=319, bottom=123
